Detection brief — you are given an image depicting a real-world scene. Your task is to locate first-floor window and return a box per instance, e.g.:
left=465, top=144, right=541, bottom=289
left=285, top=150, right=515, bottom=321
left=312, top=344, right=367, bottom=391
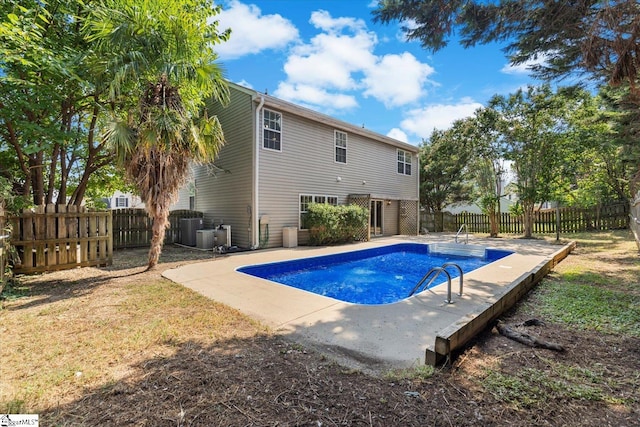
left=299, top=194, right=338, bottom=229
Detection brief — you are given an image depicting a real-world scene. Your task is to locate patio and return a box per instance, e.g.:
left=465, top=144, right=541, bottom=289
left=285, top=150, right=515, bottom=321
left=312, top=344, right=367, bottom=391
left=162, top=234, right=574, bottom=372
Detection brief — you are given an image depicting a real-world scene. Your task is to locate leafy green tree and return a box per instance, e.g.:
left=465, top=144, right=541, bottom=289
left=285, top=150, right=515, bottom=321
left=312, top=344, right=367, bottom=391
left=420, top=120, right=474, bottom=230
left=373, top=0, right=640, bottom=94
left=599, top=86, right=640, bottom=195
left=466, top=108, right=508, bottom=237
left=373, top=0, right=640, bottom=193
left=88, top=0, right=229, bottom=269
left=0, top=1, right=113, bottom=206
left=488, top=85, right=581, bottom=237
left=555, top=90, right=629, bottom=208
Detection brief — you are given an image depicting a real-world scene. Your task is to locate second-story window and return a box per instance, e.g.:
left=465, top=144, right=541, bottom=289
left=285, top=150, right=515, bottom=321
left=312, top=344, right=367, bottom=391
left=397, top=149, right=412, bottom=175
left=335, top=130, right=347, bottom=163
left=263, top=109, right=282, bottom=151
left=115, top=196, right=128, bottom=208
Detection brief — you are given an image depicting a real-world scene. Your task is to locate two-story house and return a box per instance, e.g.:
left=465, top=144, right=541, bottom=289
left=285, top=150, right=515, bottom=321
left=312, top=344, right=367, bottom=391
left=177, top=82, right=420, bottom=249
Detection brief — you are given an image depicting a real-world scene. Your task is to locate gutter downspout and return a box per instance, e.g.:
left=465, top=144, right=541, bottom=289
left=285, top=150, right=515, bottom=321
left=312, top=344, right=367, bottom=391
left=252, top=95, right=265, bottom=249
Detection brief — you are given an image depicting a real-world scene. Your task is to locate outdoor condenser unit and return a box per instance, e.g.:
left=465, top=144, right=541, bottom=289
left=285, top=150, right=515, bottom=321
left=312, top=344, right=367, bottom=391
left=180, top=218, right=203, bottom=246
left=196, top=229, right=216, bottom=250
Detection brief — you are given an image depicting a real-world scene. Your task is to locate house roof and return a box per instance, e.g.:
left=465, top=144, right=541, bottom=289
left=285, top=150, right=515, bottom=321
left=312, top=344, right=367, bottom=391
left=228, top=82, right=419, bottom=154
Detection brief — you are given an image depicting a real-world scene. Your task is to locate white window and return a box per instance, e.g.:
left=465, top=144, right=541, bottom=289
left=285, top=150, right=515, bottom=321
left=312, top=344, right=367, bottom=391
left=397, top=149, right=412, bottom=176
left=299, top=194, right=338, bottom=229
left=115, top=196, right=128, bottom=208
left=335, top=131, right=347, bottom=163
left=263, top=109, right=282, bottom=151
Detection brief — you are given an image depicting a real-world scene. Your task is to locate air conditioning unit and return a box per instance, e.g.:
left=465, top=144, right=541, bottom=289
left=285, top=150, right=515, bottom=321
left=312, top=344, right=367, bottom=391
left=196, top=229, right=216, bottom=249
left=180, top=218, right=203, bottom=246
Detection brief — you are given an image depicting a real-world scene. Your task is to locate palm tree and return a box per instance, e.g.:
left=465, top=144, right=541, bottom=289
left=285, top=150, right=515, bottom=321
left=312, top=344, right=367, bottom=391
left=87, top=0, right=229, bottom=269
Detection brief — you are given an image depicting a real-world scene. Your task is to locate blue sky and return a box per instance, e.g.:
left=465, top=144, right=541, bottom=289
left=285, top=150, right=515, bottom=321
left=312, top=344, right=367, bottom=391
left=214, top=0, right=542, bottom=145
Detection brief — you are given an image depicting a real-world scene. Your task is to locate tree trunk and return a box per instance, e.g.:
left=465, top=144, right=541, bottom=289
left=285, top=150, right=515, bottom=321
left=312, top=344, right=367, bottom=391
left=488, top=201, right=499, bottom=237
left=30, top=152, right=45, bottom=206
left=46, top=142, right=60, bottom=205
left=434, top=209, right=443, bottom=232
left=523, top=200, right=534, bottom=238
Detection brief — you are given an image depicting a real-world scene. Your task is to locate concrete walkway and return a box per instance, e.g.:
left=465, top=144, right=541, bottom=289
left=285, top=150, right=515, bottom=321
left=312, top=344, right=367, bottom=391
left=162, top=234, right=574, bottom=373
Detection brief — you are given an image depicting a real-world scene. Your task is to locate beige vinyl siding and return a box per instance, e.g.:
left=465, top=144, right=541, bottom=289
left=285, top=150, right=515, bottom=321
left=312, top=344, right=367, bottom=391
left=257, top=107, right=418, bottom=248
left=171, top=184, right=192, bottom=210
left=190, top=87, right=255, bottom=248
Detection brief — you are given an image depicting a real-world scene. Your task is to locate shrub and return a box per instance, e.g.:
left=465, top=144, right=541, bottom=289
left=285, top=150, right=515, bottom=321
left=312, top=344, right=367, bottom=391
left=306, top=203, right=368, bottom=245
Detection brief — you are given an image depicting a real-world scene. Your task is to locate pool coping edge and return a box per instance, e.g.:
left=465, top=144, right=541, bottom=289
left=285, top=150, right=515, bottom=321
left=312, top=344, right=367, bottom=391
left=425, top=241, right=577, bottom=366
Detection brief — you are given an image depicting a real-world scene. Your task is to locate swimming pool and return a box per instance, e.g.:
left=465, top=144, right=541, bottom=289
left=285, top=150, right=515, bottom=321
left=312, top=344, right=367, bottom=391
left=237, top=243, right=513, bottom=305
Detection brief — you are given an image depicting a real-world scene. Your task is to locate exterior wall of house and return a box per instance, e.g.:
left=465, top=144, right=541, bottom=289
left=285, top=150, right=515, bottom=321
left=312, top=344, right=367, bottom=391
left=171, top=184, right=193, bottom=211
left=105, top=191, right=144, bottom=209
left=177, top=83, right=419, bottom=249
left=257, top=105, right=418, bottom=248
left=190, top=87, right=255, bottom=248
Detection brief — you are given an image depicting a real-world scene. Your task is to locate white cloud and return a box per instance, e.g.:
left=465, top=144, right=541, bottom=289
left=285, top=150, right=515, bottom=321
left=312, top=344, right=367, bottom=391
left=363, top=52, right=435, bottom=107
left=387, top=128, right=408, bottom=143
left=309, top=10, right=366, bottom=34
left=274, top=9, right=434, bottom=112
left=275, top=82, right=358, bottom=110
left=400, top=100, right=483, bottom=137
left=214, top=1, right=299, bottom=60
left=501, top=54, right=549, bottom=75
left=234, top=79, right=253, bottom=89
left=283, top=31, right=377, bottom=90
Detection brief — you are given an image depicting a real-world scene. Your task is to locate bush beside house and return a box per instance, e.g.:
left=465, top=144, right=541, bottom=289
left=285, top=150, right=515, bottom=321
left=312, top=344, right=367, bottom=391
left=306, top=203, right=368, bottom=246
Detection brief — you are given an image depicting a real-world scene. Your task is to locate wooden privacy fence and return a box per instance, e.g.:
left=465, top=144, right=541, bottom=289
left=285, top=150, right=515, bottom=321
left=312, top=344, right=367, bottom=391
left=10, top=205, right=112, bottom=274
left=422, top=203, right=630, bottom=234
left=112, top=208, right=203, bottom=249
left=631, top=191, right=640, bottom=249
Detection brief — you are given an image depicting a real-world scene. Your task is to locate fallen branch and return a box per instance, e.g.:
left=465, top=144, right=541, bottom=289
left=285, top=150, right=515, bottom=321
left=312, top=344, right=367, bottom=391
left=495, top=319, right=565, bottom=352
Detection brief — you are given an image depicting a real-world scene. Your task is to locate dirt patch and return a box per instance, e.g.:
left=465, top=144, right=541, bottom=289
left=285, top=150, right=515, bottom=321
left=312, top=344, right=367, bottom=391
left=2, top=239, right=639, bottom=426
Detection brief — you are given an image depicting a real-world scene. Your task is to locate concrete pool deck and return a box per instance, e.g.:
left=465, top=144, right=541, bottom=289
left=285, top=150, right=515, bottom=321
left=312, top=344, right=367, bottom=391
left=162, top=234, right=575, bottom=373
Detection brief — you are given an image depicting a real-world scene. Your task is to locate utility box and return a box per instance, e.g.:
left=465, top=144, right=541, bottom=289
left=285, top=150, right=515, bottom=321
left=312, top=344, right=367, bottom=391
left=282, top=227, right=298, bottom=248
left=215, top=225, right=231, bottom=248
left=196, top=229, right=216, bottom=250
left=180, top=218, right=203, bottom=246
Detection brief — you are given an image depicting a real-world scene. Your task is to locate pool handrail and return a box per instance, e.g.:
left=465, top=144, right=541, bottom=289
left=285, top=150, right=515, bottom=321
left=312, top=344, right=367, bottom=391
left=408, top=266, right=454, bottom=303
left=455, top=224, right=468, bottom=244
left=408, top=262, right=464, bottom=304
left=442, top=262, right=464, bottom=297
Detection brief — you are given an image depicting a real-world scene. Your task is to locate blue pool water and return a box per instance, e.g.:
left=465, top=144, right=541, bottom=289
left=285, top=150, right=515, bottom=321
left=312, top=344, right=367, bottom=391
left=238, top=243, right=513, bottom=305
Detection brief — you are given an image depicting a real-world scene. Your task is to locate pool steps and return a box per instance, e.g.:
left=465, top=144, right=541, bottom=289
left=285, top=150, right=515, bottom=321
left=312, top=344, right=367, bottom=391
left=429, top=242, right=486, bottom=258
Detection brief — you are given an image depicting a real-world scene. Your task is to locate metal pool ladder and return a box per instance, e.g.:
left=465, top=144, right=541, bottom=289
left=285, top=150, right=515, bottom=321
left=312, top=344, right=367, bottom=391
left=455, top=224, right=468, bottom=244
left=408, top=262, right=464, bottom=304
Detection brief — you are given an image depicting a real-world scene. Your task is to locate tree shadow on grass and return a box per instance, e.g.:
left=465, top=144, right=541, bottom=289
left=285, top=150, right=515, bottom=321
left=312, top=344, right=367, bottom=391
left=2, top=246, right=216, bottom=311
left=40, top=336, right=443, bottom=427
left=38, top=331, right=640, bottom=427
